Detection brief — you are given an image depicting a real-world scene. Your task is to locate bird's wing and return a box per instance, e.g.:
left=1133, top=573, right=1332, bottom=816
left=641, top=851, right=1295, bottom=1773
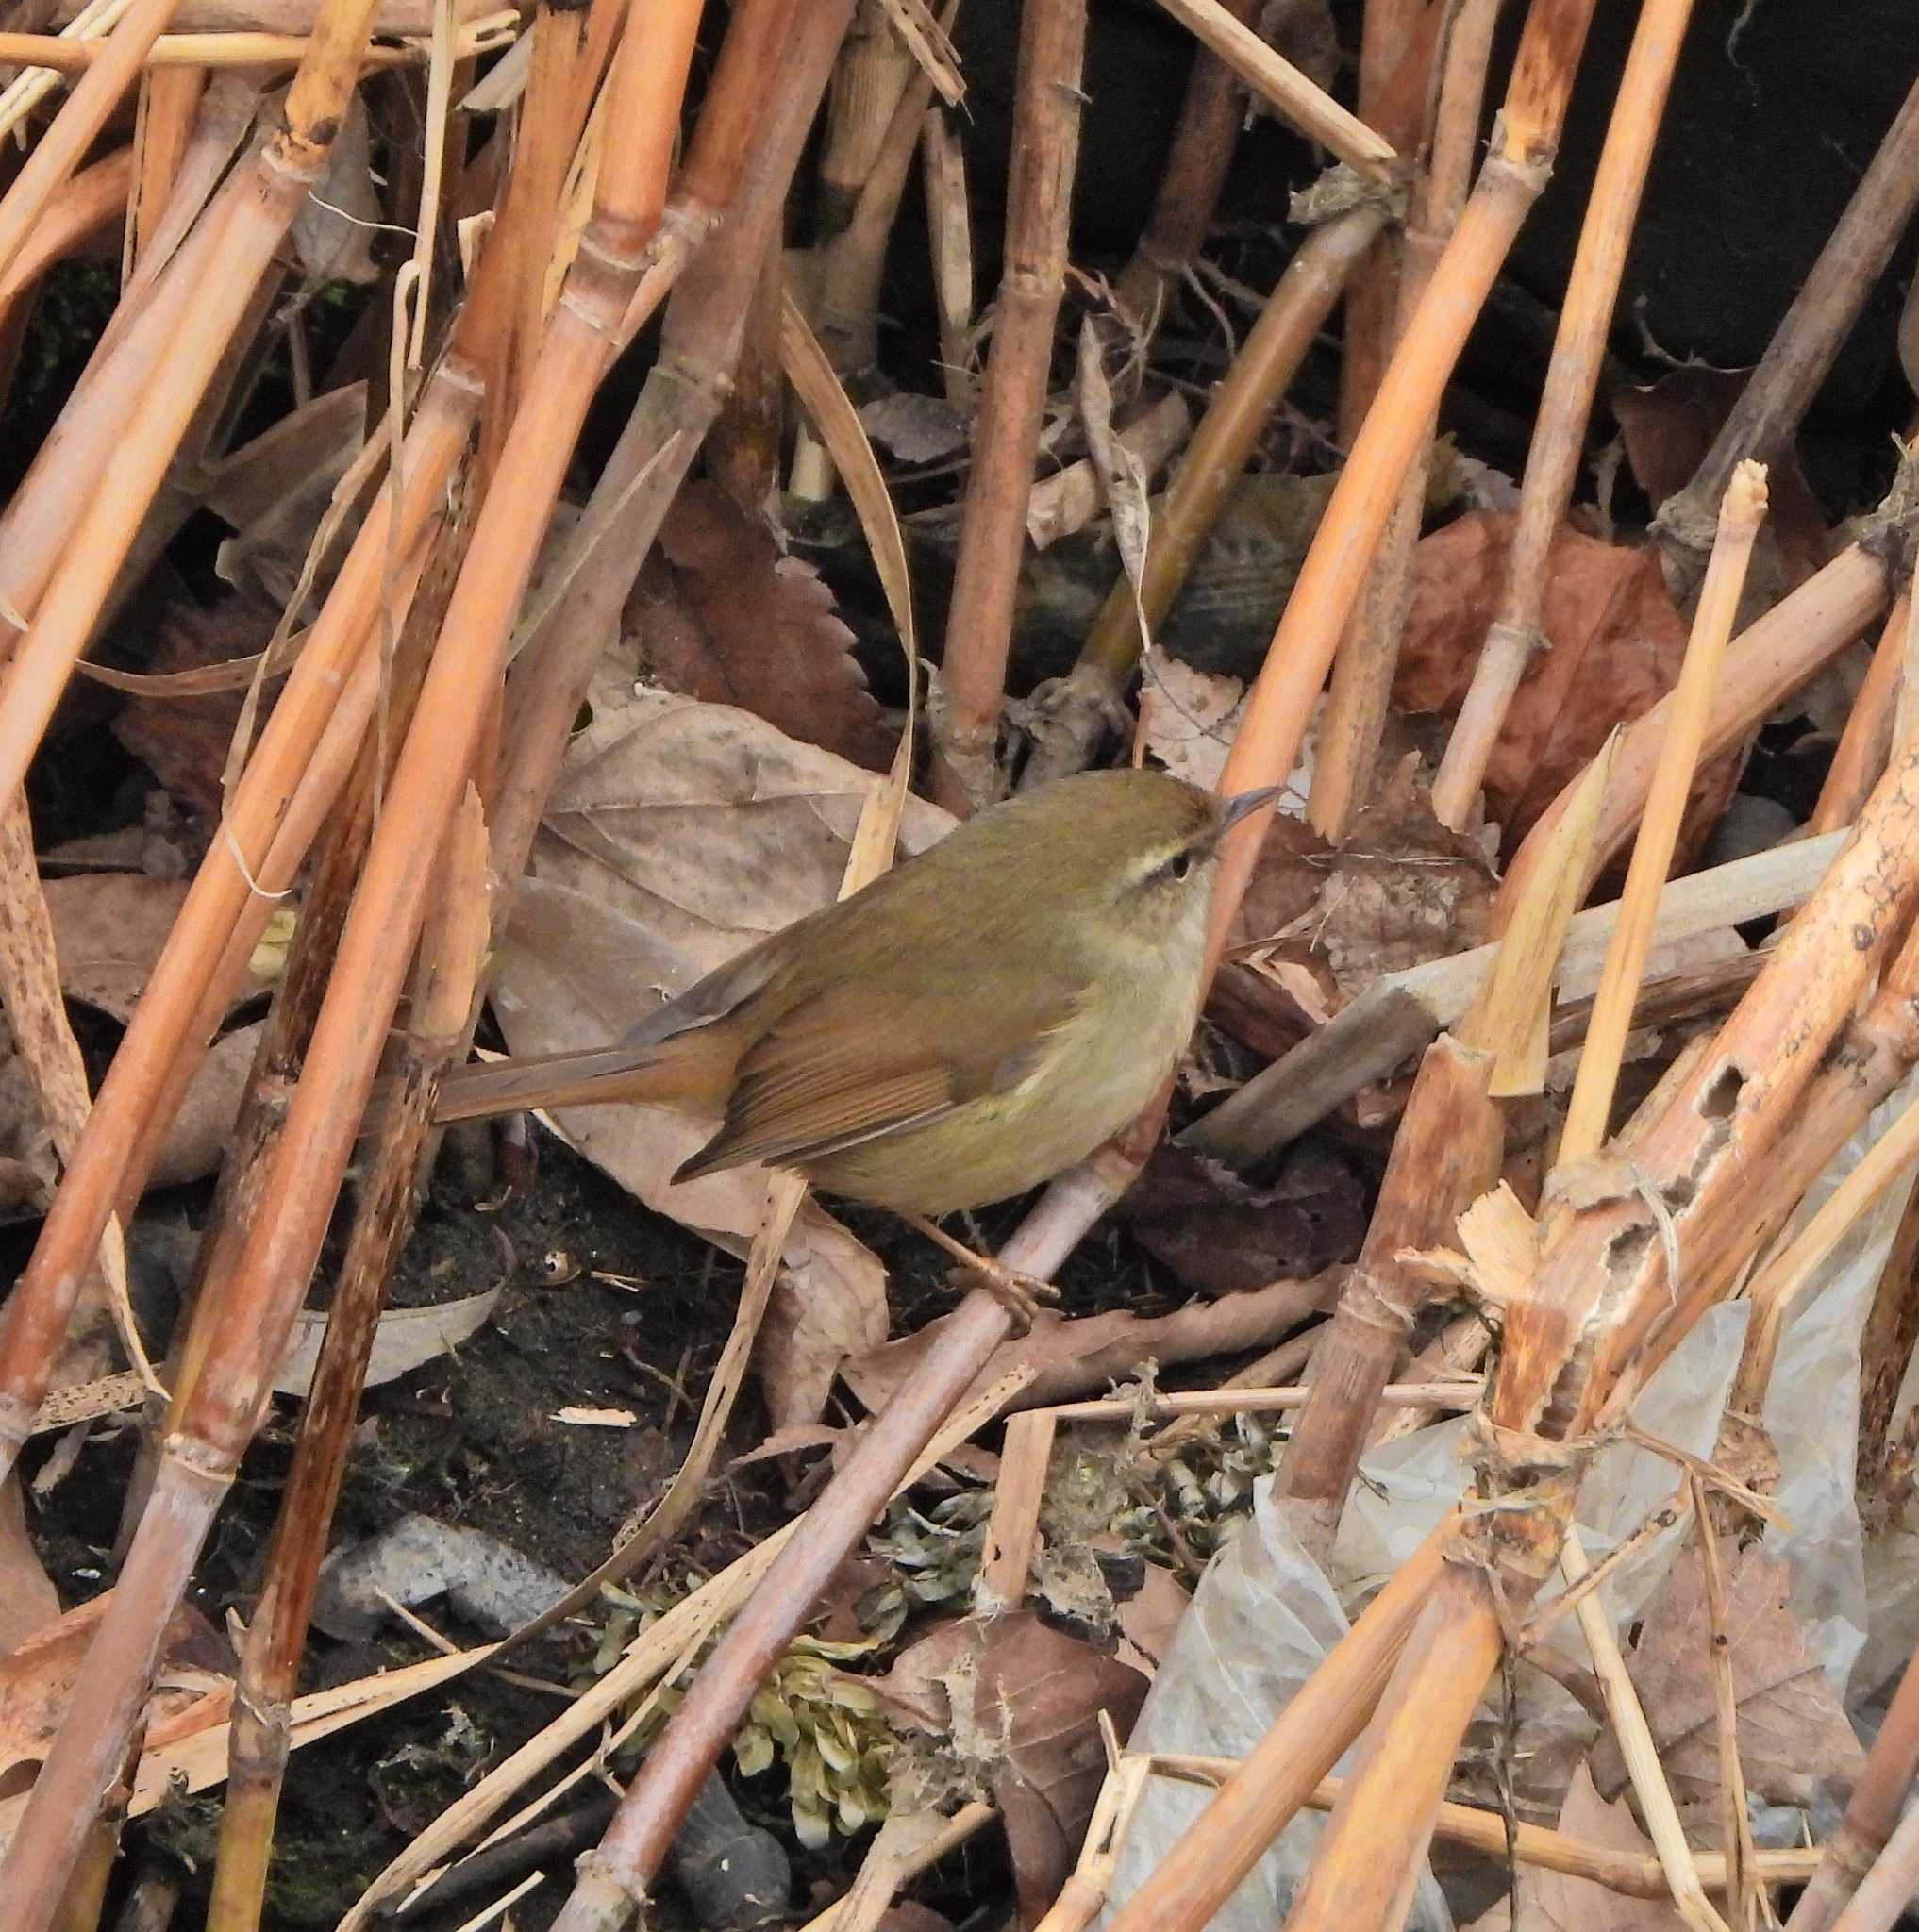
left=672, top=973, right=1081, bottom=1182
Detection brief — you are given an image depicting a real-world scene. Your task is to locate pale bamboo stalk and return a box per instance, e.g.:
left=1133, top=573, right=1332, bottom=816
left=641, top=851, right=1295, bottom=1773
left=1811, top=594, right=1909, bottom=834
left=1307, top=0, right=1496, bottom=838
left=205, top=792, right=491, bottom=1932
left=0, top=119, right=251, bottom=628
left=1691, top=1484, right=1761, bottom=1932
left=0, top=0, right=704, bottom=1910
left=1156, top=1754, right=1820, bottom=1897
left=1431, top=0, right=1699, bottom=830
left=1563, top=1526, right=1730, bottom=1932
left=0, top=148, right=129, bottom=319
left=1099, top=1520, right=1451, bottom=1932
left=1493, top=538, right=1892, bottom=932
left=929, top=0, right=1086, bottom=811
left=1111, top=0, right=1265, bottom=331
left=1732, top=1077, right=1919, bottom=1412
left=1202, top=123, right=1565, bottom=942
left=1558, top=461, right=1766, bottom=1164
left=0, top=0, right=175, bottom=288
left=1279, top=1561, right=1506, bottom=1931
left=973, top=1408, right=1055, bottom=1612
left=0, top=0, right=381, bottom=808
left=921, top=104, right=971, bottom=408
left=1044, top=1377, right=1479, bottom=1423
left=1787, top=1621, right=1919, bottom=1931
left=1335, top=0, right=1425, bottom=444
left=0, top=391, right=468, bottom=1483
left=1827, top=1804, right=1919, bottom=1932
left=126, top=66, right=201, bottom=267
left=1149, top=0, right=1397, bottom=181
left=1657, top=67, right=1919, bottom=577
left=0, top=22, right=505, bottom=65
left=1020, top=203, right=1384, bottom=790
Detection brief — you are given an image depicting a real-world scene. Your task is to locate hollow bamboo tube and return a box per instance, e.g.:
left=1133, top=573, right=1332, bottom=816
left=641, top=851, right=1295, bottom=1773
left=1430, top=0, right=1698, bottom=830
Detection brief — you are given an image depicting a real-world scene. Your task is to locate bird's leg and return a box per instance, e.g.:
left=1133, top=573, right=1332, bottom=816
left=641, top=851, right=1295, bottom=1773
left=901, top=1213, right=1060, bottom=1336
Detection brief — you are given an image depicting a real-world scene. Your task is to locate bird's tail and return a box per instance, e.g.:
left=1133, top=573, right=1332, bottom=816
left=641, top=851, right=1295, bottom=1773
left=433, top=1043, right=693, bottom=1124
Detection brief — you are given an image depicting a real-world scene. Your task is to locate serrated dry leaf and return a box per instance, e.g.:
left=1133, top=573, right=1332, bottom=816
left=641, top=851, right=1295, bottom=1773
left=625, top=480, right=894, bottom=772
left=875, top=1611, right=1148, bottom=1926
left=1588, top=1540, right=1863, bottom=1821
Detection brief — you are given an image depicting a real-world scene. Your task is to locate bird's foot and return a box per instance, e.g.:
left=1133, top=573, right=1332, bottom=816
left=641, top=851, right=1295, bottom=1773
left=903, top=1214, right=1059, bottom=1337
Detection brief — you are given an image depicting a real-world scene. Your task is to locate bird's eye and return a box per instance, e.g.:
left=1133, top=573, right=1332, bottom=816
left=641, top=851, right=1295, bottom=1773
left=1166, top=850, right=1194, bottom=881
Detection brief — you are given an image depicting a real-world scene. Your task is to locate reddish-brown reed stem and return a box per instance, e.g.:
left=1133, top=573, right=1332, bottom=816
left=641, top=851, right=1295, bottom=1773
left=929, top=0, right=1087, bottom=812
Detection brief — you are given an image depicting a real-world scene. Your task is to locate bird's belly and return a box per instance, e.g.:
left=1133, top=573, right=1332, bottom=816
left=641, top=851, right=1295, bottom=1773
left=800, top=981, right=1194, bottom=1217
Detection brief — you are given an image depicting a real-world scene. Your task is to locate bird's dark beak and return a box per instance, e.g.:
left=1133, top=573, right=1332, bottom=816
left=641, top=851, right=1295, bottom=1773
left=1218, top=783, right=1287, bottom=830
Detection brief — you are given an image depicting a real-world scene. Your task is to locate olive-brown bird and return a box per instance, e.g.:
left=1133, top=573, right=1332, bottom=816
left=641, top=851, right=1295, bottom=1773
left=435, top=770, right=1274, bottom=1296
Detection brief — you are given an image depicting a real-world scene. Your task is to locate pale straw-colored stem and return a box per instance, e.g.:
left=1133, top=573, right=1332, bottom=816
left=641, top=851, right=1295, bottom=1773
left=1558, top=461, right=1766, bottom=1165
left=1149, top=0, right=1396, bottom=181
left=1431, top=0, right=1699, bottom=829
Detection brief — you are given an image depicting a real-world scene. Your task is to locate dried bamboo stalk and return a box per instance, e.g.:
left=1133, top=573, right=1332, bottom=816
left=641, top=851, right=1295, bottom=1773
left=1307, top=0, right=1496, bottom=840
left=1558, top=461, right=1766, bottom=1163
left=974, top=1407, right=1056, bottom=1611
left=1430, top=0, right=1699, bottom=829
left=1493, top=535, right=1894, bottom=930
left=204, top=789, right=490, bottom=1932
left=0, top=0, right=708, bottom=1910
left=1787, top=1621, right=1919, bottom=1930
left=0, top=149, right=129, bottom=320
left=929, top=0, right=1086, bottom=811
left=1150, top=0, right=1397, bottom=180
left=126, top=66, right=201, bottom=266
left=1656, top=66, right=1919, bottom=578
left=1811, top=594, right=1909, bottom=834
left=0, top=0, right=177, bottom=286
left=1022, top=202, right=1385, bottom=788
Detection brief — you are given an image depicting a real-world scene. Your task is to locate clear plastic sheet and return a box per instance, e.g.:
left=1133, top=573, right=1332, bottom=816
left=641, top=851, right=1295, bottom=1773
left=1103, top=1486, right=1454, bottom=1930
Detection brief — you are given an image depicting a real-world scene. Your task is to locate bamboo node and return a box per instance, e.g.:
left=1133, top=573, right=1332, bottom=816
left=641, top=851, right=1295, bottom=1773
left=1854, top=437, right=1919, bottom=573
left=161, top=1430, right=242, bottom=1485
left=1289, top=160, right=1407, bottom=229
left=1484, top=112, right=1557, bottom=186
left=1455, top=1413, right=1597, bottom=1588
left=1331, top=1266, right=1419, bottom=1338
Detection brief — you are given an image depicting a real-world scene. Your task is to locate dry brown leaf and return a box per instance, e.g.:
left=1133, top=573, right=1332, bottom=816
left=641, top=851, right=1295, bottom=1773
left=1613, top=367, right=1832, bottom=596
left=1588, top=1539, right=1863, bottom=1823
left=625, top=480, right=894, bottom=772
left=875, top=1610, right=1148, bottom=1926
left=844, top=1271, right=1340, bottom=1416
left=272, top=1279, right=506, bottom=1398
left=1464, top=1764, right=1687, bottom=1932
left=1394, top=513, right=1727, bottom=854
left=0, top=1595, right=231, bottom=1800
left=111, top=601, right=281, bottom=821
left=1113, top=1560, right=1190, bottom=1678
left=42, top=873, right=269, bottom=1022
